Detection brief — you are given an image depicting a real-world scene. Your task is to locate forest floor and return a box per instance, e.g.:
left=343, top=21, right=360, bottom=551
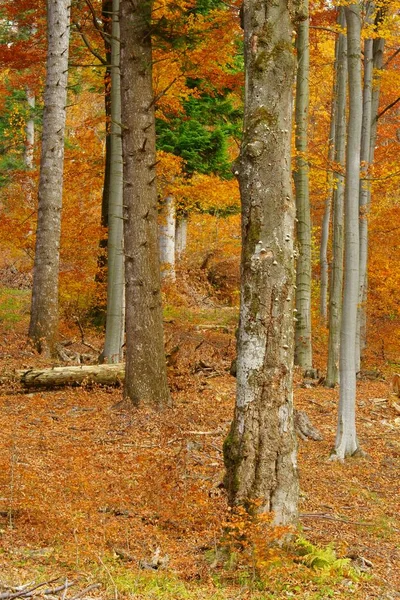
left=0, top=285, right=399, bottom=600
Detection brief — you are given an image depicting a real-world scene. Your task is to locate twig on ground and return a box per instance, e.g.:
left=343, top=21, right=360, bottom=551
left=68, top=584, right=101, bottom=600
left=0, top=579, right=61, bottom=600
left=74, top=317, right=100, bottom=354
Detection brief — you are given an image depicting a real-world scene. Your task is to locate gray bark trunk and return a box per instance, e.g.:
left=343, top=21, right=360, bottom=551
left=28, top=0, right=71, bottom=357
left=103, top=0, right=125, bottom=363
left=159, top=196, right=176, bottom=281
left=333, top=4, right=363, bottom=459
left=120, top=0, right=170, bottom=408
left=319, top=32, right=340, bottom=322
left=24, top=87, right=35, bottom=170
left=175, top=215, right=188, bottom=258
left=356, top=31, right=373, bottom=374
left=326, top=9, right=347, bottom=388
left=101, top=0, right=112, bottom=231
left=224, top=0, right=299, bottom=524
left=358, top=27, right=385, bottom=363
left=294, top=0, right=312, bottom=371
left=319, top=101, right=336, bottom=322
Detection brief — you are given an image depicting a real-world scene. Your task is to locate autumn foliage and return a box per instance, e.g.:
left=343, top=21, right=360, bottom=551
left=0, top=0, right=400, bottom=596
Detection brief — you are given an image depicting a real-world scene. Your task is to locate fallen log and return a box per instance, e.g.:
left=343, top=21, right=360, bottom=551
left=17, top=364, right=125, bottom=389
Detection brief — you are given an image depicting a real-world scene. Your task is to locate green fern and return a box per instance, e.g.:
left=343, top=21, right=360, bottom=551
left=295, top=537, right=352, bottom=574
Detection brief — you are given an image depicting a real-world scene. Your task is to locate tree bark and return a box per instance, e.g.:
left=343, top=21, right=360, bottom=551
left=223, top=0, right=299, bottom=524
left=159, top=196, right=176, bottom=281
left=319, top=94, right=336, bottom=322
left=294, top=0, right=312, bottom=371
left=175, top=214, right=188, bottom=259
left=333, top=4, right=362, bottom=459
left=24, top=87, right=35, bottom=170
left=101, top=0, right=113, bottom=231
left=17, top=364, right=125, bottom=389
left=120, top=0, right=170, bottom=408
left=326, top=9, right=346, bottom=388
left=358, top=8, right=386, bottom=365
left=355, top=3, right=375, bottom=373
left=28, top=0, right=71, bottom=357
left=103, top=0, right=125, bottom=363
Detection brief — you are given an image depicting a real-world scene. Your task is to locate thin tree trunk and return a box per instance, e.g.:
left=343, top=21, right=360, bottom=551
left=356, top=3, right=374, bottom=373
left=175, top=214, right=188, bottom=259
left=120, top=0, right=170, bottom=408
left=294, top=0, right=312, bottom=371
left=224, top=0, right=299, bottom=524
left=319, top=38, right=339, bottom=322
left=28, top=0, right=71, bottom=357
left=159, top=196, right=176, bottom=281
left=359, top=20, right=386, bottom=361
left=101, top=0, right=112, bottom=231
left=326, top=9, right=347, bottom=388
left=333, top=4, right=362, bottom=459
left=103, top=0, right=125, bottom=363
left=24, top=87, right=35, bottom=169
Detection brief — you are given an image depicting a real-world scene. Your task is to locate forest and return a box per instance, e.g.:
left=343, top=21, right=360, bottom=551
left=0, top=0, right=399, bottom=598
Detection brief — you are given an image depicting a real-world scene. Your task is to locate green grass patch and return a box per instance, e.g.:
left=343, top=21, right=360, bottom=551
left=0, top=287, right=30, bottom=326
left=164, top=305, right=238, bottom=329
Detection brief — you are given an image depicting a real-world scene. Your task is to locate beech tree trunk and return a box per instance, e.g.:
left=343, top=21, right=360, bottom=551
left=24, top=87, right=35, bottom=169
left=224, top=0, right=299, bottom=524
left=28, top=0, right=71, bottom=357
left=159, top=196, right=176, bottom=280
left=120, top=0, right=170, bottom=408
left=101, top=0, right=113, bottom=231
left=326, top=9, right=346, bottom=388
left=103, top=0, right=125, bottom=363
left=358, top=9, right=386, bottom=365
left=175, top=215, right=188, bottom=258
left=319, top=95, right=336, bottom=322
left=294, top=0, right=312, bottom=371
left=333, top=4, right=362, bottom=459
left=356, top=29, right=373, bottom=374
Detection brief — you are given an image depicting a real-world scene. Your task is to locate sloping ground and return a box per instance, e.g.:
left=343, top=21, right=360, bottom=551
left=0, top=318, right=399, bottom=599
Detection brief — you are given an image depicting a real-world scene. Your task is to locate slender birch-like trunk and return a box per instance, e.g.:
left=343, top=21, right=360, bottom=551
left=333, top=4, right=362, bottom=459
left=326, top=9, right=347, bottom=388
left=319, top=99, right=336, bottom=322
left=355, top=30, right=373, bottom=373
left=24, top=87, right=35, bottom=170
left=224, top=0, right=299, bottom=524
left=103, top=0, right=125, bottom=363
left=358, top=10, right=386, bottom=361
left=159, top=196, right=176, bottom=281
left=320, top=30, right=341, bottom=322
left=100, top=0, right=112, bottom=231
left=28, top=0, right=71, bottom=356
left=120, top=0, right=170, bottom=408
left=175, top=215, right=188, bottom=258
left=294, top=0, right=312, bottom=371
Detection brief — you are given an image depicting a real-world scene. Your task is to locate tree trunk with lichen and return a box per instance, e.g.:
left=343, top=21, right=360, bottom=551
left=326, top=8, right=347, bottom=388
left=294, top=0, right=312, bottom=371
left=332, top=4, right=362, bottom=459
left=28, top=0, right=71, bottom=357
left=223, top=0, right=299, bottom=525
left=103, top=0, right=125, bottom=363
left=120, top=0, right=170, bottom=408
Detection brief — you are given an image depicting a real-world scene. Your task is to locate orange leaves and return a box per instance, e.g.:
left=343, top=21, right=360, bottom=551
left=173, top=173, right=240, bottom=214
left=219, top=503, right=293, bottom=577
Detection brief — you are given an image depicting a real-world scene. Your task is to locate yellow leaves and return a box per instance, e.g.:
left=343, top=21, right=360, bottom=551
left=173, top=173, right=240, bottom=213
